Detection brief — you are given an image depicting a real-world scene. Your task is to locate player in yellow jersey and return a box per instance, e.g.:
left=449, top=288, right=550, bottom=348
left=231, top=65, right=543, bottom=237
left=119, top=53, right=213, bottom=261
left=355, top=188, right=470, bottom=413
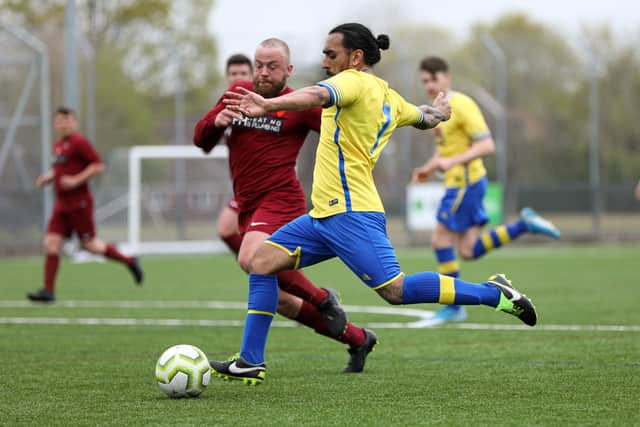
left=209, top=23, right=539, bottom=384
left=413, top=56, right=560, bottom=324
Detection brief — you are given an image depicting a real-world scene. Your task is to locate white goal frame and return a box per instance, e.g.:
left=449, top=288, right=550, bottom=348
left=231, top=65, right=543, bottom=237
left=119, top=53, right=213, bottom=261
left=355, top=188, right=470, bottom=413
left=126, top=145, right=229, bottom=255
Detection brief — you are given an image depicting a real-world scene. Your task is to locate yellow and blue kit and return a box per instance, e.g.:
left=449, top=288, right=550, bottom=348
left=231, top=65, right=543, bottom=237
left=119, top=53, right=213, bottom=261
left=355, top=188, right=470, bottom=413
left=238, top=74, right=522, bottom=366
left=433, top=91, right=492, bottom=232
left=311, top=69, right=424, bottom=218
left=266, top=69, right=425, bottom=288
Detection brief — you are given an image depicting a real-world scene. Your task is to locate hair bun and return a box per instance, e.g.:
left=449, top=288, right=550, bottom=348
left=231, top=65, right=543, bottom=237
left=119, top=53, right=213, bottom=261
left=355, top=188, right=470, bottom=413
left=376, top=34, right=390, bottom=50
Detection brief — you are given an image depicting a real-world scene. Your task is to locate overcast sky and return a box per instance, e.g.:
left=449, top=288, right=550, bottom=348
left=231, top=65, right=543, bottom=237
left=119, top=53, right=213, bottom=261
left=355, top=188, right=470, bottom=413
left=208, top=0, right=638, bottom=69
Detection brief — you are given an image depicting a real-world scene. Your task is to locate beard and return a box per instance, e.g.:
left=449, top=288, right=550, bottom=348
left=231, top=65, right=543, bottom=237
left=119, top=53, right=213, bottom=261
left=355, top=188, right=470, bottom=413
left=253, top=78, right=286, bottom=99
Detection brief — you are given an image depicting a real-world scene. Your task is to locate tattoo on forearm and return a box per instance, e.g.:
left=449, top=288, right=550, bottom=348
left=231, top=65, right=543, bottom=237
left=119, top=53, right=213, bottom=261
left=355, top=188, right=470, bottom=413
left=414, top=104, right=446, bottom=130
left=423, top=114, right=443, bottom=128
left=421, top=104, right=446, bottom=120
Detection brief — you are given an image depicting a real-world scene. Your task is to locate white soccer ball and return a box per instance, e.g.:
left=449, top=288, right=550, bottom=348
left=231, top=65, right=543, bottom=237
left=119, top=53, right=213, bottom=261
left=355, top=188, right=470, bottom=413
left=155, top=344, right=211, bottom=398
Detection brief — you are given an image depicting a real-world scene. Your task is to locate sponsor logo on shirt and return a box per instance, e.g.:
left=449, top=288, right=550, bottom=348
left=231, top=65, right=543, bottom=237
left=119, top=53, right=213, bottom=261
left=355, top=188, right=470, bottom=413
left=232, top=116, right=284, bottom=134
left=329, top=199, right=339, bottom=206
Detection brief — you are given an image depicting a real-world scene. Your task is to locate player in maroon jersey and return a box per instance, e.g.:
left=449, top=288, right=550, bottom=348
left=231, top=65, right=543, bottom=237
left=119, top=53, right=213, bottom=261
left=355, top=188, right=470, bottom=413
left=216, top=54, right=252, bottom=254
left=194, top=39, right=376, bottom=373
left=27, top=107, right=143, bottom=303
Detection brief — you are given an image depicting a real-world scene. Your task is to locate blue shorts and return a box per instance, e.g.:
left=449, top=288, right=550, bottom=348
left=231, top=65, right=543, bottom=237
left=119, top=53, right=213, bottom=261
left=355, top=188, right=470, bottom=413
left=266, top=212, right=402, bottom=289
left=437, top=177, right=489, bottom=233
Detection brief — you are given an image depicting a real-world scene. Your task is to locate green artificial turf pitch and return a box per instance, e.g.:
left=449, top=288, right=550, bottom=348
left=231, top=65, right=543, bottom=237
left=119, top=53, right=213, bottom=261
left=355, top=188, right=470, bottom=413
left=1, top=245, right=638, bottom=426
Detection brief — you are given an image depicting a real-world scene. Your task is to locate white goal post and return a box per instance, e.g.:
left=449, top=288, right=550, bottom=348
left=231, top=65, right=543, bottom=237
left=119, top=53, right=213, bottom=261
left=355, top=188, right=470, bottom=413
left=125, top=145, right=229, bottom=255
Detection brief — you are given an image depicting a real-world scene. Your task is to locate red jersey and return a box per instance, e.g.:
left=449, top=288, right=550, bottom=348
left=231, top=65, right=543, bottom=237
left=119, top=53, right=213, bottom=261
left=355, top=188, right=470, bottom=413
left=52, top=132, right=102, bottom=206
left=193, top=81, right=321, bottom=212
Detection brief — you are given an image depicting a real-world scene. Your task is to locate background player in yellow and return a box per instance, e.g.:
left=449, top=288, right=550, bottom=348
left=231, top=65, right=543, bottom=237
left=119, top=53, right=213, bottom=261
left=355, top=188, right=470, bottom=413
left=412, top=56, right=561, bottom=324
left=207, top=23, right=539, bottom=384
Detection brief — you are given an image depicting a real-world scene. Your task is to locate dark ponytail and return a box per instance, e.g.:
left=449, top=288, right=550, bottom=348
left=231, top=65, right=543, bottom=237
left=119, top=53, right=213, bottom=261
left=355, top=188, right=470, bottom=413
left=329, top=23, right=390, bottom=66
left=376, top=34, right=390, bottom=50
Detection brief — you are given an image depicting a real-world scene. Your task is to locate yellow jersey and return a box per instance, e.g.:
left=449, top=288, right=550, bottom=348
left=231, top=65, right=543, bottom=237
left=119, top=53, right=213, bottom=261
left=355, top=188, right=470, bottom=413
left=311, top=69, right=424, bottom=218
left=432, top=91, right=491, bottom=188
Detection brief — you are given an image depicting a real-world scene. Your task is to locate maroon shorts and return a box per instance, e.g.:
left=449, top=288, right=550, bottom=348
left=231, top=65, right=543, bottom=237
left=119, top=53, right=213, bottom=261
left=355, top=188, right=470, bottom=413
left=227, top=197, right=240, bottom=213
left=238, top=189, right=307, bottom=236
left=47, top=197, right=96, bottom=242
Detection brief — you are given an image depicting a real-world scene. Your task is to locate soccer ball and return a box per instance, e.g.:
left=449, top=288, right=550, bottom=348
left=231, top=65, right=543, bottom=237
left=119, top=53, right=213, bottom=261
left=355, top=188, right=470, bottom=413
left=155, top=344, right=211, bottom=398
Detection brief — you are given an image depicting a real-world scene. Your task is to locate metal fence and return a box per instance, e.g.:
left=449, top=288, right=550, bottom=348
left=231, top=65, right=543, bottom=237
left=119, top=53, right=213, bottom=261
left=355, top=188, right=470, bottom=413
left=0, top=24, right=51, bottom=254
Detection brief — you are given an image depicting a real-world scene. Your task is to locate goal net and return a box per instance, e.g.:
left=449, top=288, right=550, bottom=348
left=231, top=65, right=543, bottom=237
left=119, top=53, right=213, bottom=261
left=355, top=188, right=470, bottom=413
left=93, top=145, right=231, bottom=256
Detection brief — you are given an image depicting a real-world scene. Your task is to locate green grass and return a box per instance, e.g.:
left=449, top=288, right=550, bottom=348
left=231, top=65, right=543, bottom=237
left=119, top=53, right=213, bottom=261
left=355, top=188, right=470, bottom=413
left=1, top=245, right=639, bottom=426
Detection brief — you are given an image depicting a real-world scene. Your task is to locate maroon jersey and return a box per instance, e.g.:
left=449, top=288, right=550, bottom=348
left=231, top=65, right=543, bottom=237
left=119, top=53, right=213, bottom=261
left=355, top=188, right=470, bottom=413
left=52, top=133, right=102, bottom=206
left=194, top=80, right=321, bottom=212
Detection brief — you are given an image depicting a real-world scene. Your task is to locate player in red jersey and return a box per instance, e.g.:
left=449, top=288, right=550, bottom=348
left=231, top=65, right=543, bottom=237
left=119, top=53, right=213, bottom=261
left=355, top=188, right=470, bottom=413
left=27, top=107, right=143, bottom=303
left=216, top=54, right=252, bottom=254
left=194, top=38, right=376, bottom=373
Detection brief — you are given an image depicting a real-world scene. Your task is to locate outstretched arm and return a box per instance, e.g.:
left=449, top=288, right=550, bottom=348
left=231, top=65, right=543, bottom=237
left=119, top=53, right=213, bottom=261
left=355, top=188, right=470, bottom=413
left=224, top=86, right=330, bottom=117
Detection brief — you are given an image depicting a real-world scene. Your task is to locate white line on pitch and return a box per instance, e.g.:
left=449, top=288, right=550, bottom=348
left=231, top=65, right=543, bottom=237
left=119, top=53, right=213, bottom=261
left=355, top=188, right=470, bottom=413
left=3, top=300, right=639, bottom=331
left=0, top=299, right=435, bottom=329
left=1, top=317, right=639, bottom=332
left=0, top=300, right=434, bottom=320
left=449, top=323, right=640, bottom=332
